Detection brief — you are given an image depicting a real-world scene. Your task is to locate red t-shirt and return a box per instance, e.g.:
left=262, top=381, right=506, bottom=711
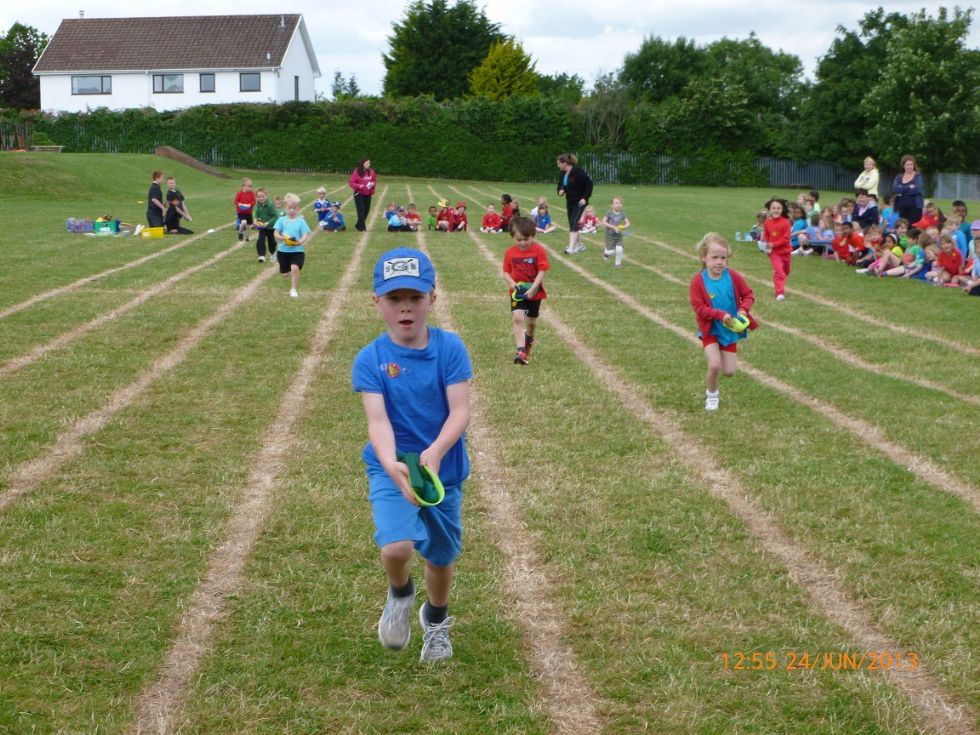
left=436, top=207, right=456, bottom=229
left=762, top=217, right=791, bottom=251
left=938, top=249, right=963, bottom=274
left=235, top=190, right=256, bottom=214
left=483, top=213, right=503, bottom=229
left=503, top=243, right=549, bottom=300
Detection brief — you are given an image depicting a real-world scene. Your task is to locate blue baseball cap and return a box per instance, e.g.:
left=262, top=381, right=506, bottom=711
left=373, top=247, right=436, bottom=296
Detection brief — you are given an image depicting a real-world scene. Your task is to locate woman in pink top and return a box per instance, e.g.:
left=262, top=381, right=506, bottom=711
left=349, top=158, right=377, bottom=232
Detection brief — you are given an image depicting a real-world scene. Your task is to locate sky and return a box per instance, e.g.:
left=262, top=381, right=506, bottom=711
left=6, top=1, right=978, bottom=96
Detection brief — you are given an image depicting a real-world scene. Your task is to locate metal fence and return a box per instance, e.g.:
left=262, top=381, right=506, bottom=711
left=932, top=173, right=980, bottom=201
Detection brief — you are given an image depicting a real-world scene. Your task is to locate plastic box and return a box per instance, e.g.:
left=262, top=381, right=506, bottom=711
left=140, top=227, right=165, bottom=239
left=94, top=220, right=119, bottom=234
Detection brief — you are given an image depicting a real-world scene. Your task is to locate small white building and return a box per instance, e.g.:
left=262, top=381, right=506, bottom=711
left=33, top=14, right=320, bottom=112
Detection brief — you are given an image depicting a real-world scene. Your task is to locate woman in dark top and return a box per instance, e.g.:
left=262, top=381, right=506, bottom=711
left=348, top=158, right=377, bottom=232
left=892, top=155, right=924, bottom=224
left=556, top=153, right=593, bottom=254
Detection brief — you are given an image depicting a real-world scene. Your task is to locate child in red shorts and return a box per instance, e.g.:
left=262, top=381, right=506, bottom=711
left=689, top=233, right=757, bottom=411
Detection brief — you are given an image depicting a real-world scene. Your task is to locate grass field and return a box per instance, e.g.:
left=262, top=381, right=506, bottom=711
left=0, top=151, right=977, bottom=735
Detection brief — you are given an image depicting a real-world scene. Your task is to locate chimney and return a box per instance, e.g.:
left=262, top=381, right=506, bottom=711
left=279, top=15, right=285, bottom=28
left=266, top=52, right=271, bottom=61
left=79, top=10, right=85, bottom=18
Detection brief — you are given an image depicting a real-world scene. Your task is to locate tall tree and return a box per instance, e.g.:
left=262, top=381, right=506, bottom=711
left=578, top=72, right=631, bottom=148
left=619, top=36, right=705, bottom=103
left=383, top=0, right=505, bottom=99
left=862, top=7, right=979, bottom=172
left=0, top=22, right=47, bottom=109
left=468, top=39, right=538, bottom=100
left=788, top=10, right=909, bottom=165
left=535, top=72, right=584, bottom=104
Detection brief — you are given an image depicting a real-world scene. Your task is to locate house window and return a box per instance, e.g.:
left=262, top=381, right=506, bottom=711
left=71, top=75, right=111, bottom=95
left=200, top=73, right=215, bottom=93
left=153, top=74, right=184, bottom=94
left=240, top=73, right=261, bottom=92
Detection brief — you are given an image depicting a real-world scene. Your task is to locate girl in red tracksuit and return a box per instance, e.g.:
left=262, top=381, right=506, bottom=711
left=762, top=198, right=792, bottom=300
left=689, top=233, right=757, bottom=411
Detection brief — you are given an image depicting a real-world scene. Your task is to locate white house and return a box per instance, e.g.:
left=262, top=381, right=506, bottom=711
left=33, top=14, right=321, bottom=112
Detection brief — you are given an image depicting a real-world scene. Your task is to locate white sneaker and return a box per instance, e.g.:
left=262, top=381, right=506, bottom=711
left=289, top=288, right=299, bottom=298
left=855, top=268, right=868, bottom=274
left=775, top=294, right=785, bottom=302
left=133, top=224, right=144, bottom=236
left=705, top=393, right=719, bottom=411
left=564, top=246, right=575, bottom=254
left=258, top=255, right=265, bottom=262
left=378, top=589, right=415, bottom=650
left=418, top=605, right=454, bottom=662
left=574, top=243, right=586, bottom=253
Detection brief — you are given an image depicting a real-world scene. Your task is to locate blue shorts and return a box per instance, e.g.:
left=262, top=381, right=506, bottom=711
left=368, top=470, right=463, bottom=567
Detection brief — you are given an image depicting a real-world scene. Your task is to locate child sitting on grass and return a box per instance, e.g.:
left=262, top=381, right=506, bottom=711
left=481, top=204, right=503, bottom=233
left=534, top=202, right=557, bottom=234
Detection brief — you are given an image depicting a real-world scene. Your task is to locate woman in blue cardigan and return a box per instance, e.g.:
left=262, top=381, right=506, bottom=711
left=892, top=155, right=924, bottom=224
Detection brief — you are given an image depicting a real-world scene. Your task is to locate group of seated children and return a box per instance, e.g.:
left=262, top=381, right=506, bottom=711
left=744, top=189, right=979, bottom=293
left=313, top=188, right=346, bottom=232
left=481, top=194, right=521, bottom=233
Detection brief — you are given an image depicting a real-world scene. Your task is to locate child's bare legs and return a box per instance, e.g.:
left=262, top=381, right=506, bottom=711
left=423, top=559, right=453, bottom=608
left=381, top=540, right=413, bottom=588
left=883, top=264, right=906, bottom=277
left=290, top=264, right=300, bottom=292
left=704, top=343, right=737, bottom=393
left=512, top=309, right=528, bottom=349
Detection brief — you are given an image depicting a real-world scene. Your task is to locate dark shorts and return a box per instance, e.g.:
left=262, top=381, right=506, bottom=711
left=567, top=201, right=587, bottom=232
left=512, top=297, right=542, bottom=318
left=701, top=335, right=738, bottom=352
left=277, top=251, right=305, bottom=273
left=237, top=213, right=254, bottom=225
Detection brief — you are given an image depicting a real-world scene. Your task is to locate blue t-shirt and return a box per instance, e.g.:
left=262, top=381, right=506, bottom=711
left=535, top=212, right=552, bottom=229
left=323, top=211, right=345, bottom=230
left=352, top=327, right=472, bottom=487
left=313, top=198, right=331, bottom=224
left=700, top=270, right=747, bottom=346
left=274, top=214, right=311, bottom=253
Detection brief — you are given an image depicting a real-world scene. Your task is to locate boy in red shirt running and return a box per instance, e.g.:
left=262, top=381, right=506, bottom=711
left=234, top=177, right=257, bottom=241
left=502, top=217, right=549, bottom=365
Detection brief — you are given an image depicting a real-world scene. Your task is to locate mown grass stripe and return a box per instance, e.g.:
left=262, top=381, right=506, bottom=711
left=546, top=244, right=980, bottom=514
left=128, top=190, right=383, bottom=734
left=464, top=232, right=977, bottom=735
left=0, top=266, right=277, bottom=514
left=412, top=185, right=603, bottom=734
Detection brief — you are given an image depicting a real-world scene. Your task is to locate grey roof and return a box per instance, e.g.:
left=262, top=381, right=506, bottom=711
left=34, top=15, right=305, bottom=72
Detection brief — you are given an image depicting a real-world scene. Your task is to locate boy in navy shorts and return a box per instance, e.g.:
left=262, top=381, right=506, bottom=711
left=352, top=247, right=472, bottom=662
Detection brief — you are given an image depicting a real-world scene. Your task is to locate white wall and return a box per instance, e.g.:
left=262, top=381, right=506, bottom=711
left=276, top=33, right=317, bottom=103
left=39, top=69, right=287, bottom=112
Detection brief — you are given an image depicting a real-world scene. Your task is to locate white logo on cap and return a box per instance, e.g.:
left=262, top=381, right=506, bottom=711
left=383, top=257, right=420, bottom=281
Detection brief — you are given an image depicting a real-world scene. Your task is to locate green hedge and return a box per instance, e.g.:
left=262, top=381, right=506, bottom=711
left=18, top=98, right=766, bottom=186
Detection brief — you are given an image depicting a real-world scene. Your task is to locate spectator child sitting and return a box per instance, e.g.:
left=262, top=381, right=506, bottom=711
left=859, top=227, right=900, bottom=275
left=961, top=250, right=980, bottom=294
left=942, top=216, right=969, bottom=260
left=809, top=190, right=822, bottom=214
left=453, top=201, right=469, bottom=231
left=499, top=194, right=520, bottom=232
left=802, top=213, right=833, bottom=256
left=481, top=204, right=504, bottom=233
left=831, top=221, right=865, bottom=265
left=895, top=219, right=911, bottom=249
left=314, top=187, right=332, bottom=230
left=578, top=205, right=599, bottom=234
left=745, top=210, right=767, bottom=243
left=853, top=189, right=879, bottom=231
left=932, top=234, right=965, bottom=285
left=404, top=203, right=421, bottom=230
left=534, top=202, right=557, bottom=234
left=884, top=235, right=925, bottom=278
left=387, top=206, right=414, bottom=233
left=853, top=225, right=879, bottom=269
left=426, top=205, right=438, bottom=231
left=920, top=242, right=940, bottom=283
left=879, top=195, right=898, bottom=232
left=789, top=204, right=809, bottom=254
left=529, top=196, right=548, bottom=220
left=436, top=200, right=456, bottom=232
left=322, top=201, right=346, bottom=232
left=912, top=201, right=940, bottom=231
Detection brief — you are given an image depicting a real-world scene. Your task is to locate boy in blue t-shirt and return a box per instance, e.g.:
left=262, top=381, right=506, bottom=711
left=273, top=192, right=312, bottom=298
left=352, top=247, right=472, bottom=662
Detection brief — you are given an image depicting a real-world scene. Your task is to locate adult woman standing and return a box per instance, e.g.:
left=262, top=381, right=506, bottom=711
left=556, top=153, right=593, bottom=254
left=854, top=156, right=880, bottom=197
left=349, top=158, right=377, bottom=232
left=892, top=155, right=924, bottom=224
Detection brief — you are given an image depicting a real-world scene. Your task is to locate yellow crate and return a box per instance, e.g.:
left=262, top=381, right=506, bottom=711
left=140, top=227, right=165, bottom=239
